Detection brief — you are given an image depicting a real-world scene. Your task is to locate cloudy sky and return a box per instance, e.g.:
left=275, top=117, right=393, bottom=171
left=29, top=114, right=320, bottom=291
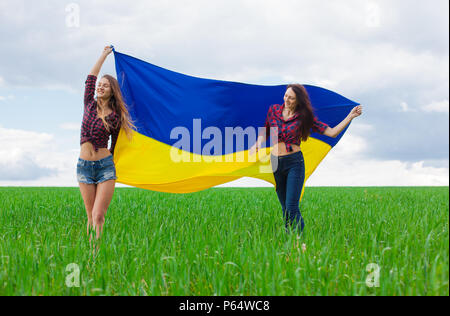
left=0, top=0, right=448, bottom=187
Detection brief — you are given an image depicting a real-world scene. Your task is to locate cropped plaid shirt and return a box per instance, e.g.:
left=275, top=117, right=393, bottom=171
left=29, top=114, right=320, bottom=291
left=80, top=75, right=121, bottom=155
left=265, top=104, right=329, bottom=152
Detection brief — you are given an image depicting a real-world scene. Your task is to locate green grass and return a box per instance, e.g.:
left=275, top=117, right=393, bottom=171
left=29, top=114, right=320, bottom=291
left=0, top=187, right=448, bottom=296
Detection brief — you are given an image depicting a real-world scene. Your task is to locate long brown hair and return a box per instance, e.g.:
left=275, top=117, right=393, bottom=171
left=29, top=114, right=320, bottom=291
left=97, top=74, right=135, bottom=139
left=286, top=84, right=315, bottom=142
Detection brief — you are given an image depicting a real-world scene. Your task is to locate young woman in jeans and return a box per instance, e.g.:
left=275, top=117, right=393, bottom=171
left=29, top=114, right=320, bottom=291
left=250, top=84, right=362, bottom=235
left=78, top=46, right=134, bottom=242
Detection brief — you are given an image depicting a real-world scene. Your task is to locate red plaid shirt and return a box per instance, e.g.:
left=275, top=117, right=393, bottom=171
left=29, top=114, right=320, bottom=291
left=80, top=75, right=121, bottom=155
left=265, top=104, right=329, bottom=152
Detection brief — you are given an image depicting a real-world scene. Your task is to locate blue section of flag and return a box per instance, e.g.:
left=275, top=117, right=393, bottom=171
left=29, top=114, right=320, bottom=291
left=114, top=50, right=359, bottom=155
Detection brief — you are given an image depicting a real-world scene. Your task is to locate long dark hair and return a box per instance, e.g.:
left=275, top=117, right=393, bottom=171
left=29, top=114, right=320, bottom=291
left=99, top=74, right=135, bottom=139
left=286, top=84, right=315, bottom=142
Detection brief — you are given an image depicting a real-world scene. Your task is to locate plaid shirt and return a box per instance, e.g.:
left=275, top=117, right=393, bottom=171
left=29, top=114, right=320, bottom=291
left=265, top=104, right=329, bottom=152
left=80, top=75, right=121, bottom=155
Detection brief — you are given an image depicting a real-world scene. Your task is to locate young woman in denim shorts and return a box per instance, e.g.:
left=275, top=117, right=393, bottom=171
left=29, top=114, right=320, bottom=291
left=78, top=46, right=134, bottom=241
left=250, top=84, right=362, bottom=237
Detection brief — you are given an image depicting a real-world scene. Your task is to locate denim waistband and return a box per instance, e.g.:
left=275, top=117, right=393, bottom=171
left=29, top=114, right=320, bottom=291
left=271, top=150, right=303, bottom=160
left=78, top=155, right=114, bottom=167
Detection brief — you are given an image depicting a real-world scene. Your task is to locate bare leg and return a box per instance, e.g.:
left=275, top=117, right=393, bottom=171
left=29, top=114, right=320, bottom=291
left=92, top=180, right=116, bottom=240
left=79, top=183, right=97, bottom=236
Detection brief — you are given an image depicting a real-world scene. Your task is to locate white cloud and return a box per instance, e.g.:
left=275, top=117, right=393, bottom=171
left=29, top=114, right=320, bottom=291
left=0, top=1, right=447, bottom=113
left=0, top=1, right=448, bottom=97
left=422, top=100, right=449, bottom=113
left=0, top=126, right=78, bottom=184
left=0, top=126, right=54, bottom=157
left=0, top=125, right=131, bottom=187
left=349, top=122, right=375, bottom=133
left=309, top=157, right=449, bottom=186
left=308, top=131, right=449, bottom=186
left=400, top=101, right=416, bottom=112
left=0, top=156, right=56, bottom=181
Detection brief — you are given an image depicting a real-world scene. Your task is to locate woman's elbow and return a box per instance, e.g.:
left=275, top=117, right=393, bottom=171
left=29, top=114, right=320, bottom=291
left=324, top=128, right=337, bottom=138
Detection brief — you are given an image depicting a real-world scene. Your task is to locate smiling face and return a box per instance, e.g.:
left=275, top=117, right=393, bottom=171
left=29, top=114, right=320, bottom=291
left=97, top=77, right=112, bottom=100
left=284, top=87, right=298, bottom=110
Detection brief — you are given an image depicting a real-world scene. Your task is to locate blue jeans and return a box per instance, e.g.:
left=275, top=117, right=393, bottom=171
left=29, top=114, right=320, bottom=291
left=271, top=150, right=305, bottom=234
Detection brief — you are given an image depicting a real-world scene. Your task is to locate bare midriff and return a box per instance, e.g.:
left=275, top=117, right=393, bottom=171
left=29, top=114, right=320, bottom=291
left=80, top=142, right=112, bottom=161
left=271, top=142, right=301, bottom=157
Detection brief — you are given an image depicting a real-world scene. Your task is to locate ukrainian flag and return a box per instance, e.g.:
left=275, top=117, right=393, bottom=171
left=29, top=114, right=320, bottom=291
left=112, top=49, right=359, bottom=194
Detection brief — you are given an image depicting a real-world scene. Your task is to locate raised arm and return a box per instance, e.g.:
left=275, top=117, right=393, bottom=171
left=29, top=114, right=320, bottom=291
left=84, top=46, right=114, bottom=108
left=322, top=105, right=363, bottom=138
left=90, top=46, right=113, bottom=77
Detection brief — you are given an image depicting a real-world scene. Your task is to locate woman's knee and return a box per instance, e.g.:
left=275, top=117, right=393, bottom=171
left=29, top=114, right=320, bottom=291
left=93, top=211, right=106, bottom=225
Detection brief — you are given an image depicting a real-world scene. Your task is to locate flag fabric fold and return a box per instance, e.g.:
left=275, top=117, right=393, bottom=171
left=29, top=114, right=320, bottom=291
left=112, top=49, right=359, bottom=194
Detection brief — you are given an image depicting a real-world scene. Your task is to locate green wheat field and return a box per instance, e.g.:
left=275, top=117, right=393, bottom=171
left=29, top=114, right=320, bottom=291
left=0, top=187, right=448, bottom=296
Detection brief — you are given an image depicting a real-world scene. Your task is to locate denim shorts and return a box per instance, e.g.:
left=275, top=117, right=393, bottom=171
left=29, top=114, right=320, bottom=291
left=77, top=155, right=117, bottom=184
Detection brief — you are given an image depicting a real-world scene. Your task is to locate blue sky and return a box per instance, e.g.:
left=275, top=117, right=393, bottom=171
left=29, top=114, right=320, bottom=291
left=0, top=0, right=448, bottom=186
